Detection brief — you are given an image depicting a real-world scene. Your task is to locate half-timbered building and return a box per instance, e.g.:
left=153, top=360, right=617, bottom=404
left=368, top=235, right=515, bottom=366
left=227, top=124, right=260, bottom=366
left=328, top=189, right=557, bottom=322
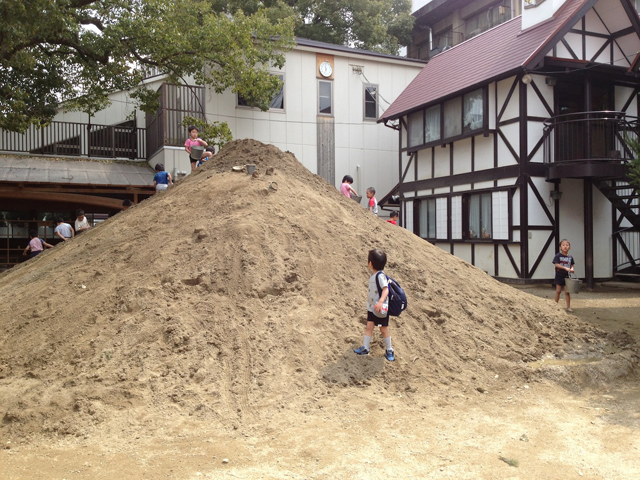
left=380, top=0, right=640, bottom=286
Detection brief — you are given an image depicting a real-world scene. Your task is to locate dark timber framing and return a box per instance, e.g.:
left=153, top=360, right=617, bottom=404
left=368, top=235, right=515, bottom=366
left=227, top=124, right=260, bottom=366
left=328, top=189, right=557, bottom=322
left=384, top=0, right=640, bottom=285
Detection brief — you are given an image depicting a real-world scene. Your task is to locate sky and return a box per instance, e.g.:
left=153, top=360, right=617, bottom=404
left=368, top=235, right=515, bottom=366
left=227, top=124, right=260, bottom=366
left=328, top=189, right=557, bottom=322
left=413, top=0, right=432, bottom=12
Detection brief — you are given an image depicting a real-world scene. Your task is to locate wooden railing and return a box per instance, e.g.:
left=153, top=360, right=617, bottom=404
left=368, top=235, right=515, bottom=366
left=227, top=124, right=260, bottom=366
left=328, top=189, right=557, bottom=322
left=0, top=122, right=146, bottom=160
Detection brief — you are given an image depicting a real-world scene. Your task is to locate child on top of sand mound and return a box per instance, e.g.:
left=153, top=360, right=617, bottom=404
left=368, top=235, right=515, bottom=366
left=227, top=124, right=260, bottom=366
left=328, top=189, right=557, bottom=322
left=354, top=248, right=395, bottom=361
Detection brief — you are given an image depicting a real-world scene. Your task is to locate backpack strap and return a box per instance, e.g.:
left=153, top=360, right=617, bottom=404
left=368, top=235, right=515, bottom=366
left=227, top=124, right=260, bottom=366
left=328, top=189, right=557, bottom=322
left=375, top=271, right=387, bottom=296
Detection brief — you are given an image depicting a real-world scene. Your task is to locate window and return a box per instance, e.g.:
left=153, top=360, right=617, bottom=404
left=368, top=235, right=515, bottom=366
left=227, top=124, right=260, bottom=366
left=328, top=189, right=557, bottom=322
left=433, top=28, right=453, bottom=51
left=463, top=89, right=483, bottom=133
left=319, top=80, right=332, bottom=115
left=238, top=74, right=284, bottom=110
left=465, top=0, right=511, bottom=39
left=419, top=198, right=437, bottom=239
left=406, top=87, right=485, bottom=148
left=364, top=85, right=378, bottom=120
left=424, top=105, right=441, bottom=142
left=469, top=193, right=492, bottom=239
left=408, top=110, right=423, bottom=147
left=444, top=97, right=462, bottom=138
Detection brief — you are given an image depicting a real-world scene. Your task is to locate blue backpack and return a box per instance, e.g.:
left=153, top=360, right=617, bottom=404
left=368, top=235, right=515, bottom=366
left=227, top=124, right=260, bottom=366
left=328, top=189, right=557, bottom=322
left=376, top=272, right=408, bottom=316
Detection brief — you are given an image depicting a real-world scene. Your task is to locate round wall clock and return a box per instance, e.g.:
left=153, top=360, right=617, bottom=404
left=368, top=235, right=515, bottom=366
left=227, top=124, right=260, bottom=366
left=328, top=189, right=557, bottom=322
left=319, top=61, right=333, bottom=77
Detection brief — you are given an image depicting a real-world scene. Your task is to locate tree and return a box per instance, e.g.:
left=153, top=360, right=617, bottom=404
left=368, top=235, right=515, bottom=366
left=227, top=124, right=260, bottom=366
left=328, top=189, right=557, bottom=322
left=217, top=0, right=415, bottom=55
left=0, top=0, right=295, bottom=132
left=292, top=0, right=414, bottom=54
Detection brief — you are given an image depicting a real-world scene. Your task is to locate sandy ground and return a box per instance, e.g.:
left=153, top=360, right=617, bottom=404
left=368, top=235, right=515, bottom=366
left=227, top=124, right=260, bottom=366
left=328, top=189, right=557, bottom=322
left=0, top=140, right=638, bottom=479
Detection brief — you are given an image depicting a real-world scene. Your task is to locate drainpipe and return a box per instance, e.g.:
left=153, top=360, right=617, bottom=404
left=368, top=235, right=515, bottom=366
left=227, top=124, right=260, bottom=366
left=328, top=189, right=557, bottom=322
left=584, top=179, right=594, bottom=289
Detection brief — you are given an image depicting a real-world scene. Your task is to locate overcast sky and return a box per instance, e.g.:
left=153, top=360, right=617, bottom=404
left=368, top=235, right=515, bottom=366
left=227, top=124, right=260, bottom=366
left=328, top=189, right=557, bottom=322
left=413, top=0, right=431, bottom=12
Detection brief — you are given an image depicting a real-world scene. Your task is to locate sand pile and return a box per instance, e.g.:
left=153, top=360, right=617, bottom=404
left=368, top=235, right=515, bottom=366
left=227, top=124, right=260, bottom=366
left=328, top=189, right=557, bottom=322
left=0, top=139, right=636, bottom=439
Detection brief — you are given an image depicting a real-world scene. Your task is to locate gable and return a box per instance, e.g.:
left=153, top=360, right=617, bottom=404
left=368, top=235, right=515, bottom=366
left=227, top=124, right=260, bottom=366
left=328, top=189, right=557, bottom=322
left=382, top=0, right=640, bottom=122
left=546, top=0, right=640, bottom=67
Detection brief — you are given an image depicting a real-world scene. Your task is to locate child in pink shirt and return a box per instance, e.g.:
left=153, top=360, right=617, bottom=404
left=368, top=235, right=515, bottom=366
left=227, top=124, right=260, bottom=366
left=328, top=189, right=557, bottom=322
left=23, top=230, right=53, bottom=258
left=340, top=175, right=358, bottom=199
left=185, top=126, right=213, bottom=171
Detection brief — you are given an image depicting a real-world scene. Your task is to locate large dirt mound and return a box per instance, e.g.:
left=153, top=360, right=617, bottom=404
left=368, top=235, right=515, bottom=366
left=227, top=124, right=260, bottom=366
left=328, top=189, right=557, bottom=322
left=0, top=139, right=635, bottom=439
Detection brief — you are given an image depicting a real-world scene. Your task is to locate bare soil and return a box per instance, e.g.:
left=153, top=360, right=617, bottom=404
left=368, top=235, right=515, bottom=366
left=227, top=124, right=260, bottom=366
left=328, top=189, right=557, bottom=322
left=1, top=140, right=638, bottom=479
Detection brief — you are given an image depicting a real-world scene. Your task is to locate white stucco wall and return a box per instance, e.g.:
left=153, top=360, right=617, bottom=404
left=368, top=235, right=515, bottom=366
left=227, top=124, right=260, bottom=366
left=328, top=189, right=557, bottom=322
left=203, top=48, right=423, bottom=200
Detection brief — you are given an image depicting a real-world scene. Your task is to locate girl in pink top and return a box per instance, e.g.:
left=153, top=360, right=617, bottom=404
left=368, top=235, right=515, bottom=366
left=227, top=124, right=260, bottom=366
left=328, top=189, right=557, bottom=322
left=185, top=126, right=213, bottom=171
left=23, top=230, right=53, bottom=258
left=340, top=175, right=358, bottom=199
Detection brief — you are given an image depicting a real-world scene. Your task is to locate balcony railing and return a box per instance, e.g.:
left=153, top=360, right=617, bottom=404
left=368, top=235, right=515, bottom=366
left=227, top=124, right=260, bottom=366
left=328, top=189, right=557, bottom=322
left=543, top=111, right=638, bottom=179
left=544, top=111, right=638, bottom=163
left=0, top=121, right=146, bottom=160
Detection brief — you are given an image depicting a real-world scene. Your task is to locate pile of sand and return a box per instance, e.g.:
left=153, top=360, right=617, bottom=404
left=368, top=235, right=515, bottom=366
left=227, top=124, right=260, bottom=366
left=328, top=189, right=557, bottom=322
left=0, top=139, right=636, bottom=439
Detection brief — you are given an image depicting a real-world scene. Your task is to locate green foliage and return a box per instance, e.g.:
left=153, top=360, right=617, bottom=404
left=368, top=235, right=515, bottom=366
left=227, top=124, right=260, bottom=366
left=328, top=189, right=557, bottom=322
left=182, top=116, right=233, bottom=150
left=626, top=137, right=640, bottom=193
left=0, top=0, right=295, bottom=132
left=215, top=0, right=414, bottom=54
left=289, top=0, right=414, bottom=54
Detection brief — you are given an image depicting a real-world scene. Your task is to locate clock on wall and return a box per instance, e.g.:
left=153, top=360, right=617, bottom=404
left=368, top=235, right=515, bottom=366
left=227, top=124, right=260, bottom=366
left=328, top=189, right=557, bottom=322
left=319, top=61, right=333, bottom=78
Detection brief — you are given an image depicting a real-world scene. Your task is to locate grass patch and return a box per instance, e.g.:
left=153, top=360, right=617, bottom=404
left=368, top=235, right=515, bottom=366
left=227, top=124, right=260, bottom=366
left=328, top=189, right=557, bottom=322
left=499, top=456, right=519, bottom=467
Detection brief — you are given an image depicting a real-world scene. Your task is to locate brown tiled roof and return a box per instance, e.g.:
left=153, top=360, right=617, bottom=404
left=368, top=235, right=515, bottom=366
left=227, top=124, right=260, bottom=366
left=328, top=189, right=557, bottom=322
left=380, top=0, right=593, bottom=121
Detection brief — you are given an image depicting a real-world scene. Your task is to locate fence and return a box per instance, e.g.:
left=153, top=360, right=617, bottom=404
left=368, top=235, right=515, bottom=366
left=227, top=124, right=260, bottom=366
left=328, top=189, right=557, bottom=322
left=0, top=122, right=146, bottom=160
left=146, top=84, right=206, bottom=157
left=543, top=111, right=638, bottom=164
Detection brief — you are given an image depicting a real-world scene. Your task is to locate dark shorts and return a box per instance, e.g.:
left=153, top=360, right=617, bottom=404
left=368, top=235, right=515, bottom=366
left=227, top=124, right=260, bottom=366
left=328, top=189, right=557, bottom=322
left=555, top=275, right=567, bottom=287
left=367, top=310, right=389, bottom=327
left=31, top=251, right=41, bottom=258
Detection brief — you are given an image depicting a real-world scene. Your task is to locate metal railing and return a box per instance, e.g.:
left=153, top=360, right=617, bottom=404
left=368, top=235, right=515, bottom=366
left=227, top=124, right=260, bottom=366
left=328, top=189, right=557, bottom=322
left=543, top=111, right=638, bottom=164
left=146, top=83, right=206, bottom=157
left=614, top=227, right=640, bottom=273
left=0, top=121, right=146, bottom=160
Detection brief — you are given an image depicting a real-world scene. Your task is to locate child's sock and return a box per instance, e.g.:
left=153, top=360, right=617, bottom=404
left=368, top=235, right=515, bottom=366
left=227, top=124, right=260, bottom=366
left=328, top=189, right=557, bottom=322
left=383, top=337, right=392, bottom=351
left=363, top=335, right=371, bottom=350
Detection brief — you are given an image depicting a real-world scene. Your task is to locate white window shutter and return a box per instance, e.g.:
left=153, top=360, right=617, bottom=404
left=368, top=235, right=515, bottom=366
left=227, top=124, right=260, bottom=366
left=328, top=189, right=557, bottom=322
left=451, top=196, right=462, bottom=239
left=436, top=197, right=448, bottom=239
left=405, top=201, right=414, bottom=232
left=492, top=191, right=509, bottom=240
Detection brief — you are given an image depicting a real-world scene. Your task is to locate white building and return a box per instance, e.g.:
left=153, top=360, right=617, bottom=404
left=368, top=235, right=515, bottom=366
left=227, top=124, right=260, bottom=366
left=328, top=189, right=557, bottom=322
left=381, top=0, right=640, bottom=286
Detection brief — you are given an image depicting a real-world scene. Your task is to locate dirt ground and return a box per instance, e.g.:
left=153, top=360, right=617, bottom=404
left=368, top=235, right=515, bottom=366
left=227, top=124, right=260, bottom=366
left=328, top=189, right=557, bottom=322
left=1, top=140, right=639, bottom=479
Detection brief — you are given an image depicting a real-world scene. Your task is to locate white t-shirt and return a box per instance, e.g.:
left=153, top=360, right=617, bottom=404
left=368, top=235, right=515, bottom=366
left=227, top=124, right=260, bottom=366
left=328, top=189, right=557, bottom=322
left=367, top=271, right=389, bottom=314
left=75, top=217, right=89, bottom=231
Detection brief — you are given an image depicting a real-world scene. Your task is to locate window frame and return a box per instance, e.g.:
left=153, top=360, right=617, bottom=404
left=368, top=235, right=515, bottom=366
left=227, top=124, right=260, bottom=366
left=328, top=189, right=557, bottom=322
left=318, top=79, right=333, bottom=116
left=364, top=84, right=378, bottom=121
left=412, top=188, right=512, bottom=243
left=237, top=73, right=285, bottom=112
left=404, top=86, right=487, bottom=152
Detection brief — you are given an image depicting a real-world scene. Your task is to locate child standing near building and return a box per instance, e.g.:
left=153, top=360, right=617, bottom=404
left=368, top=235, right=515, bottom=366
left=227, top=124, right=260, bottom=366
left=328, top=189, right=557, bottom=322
left=184, top=126, right=213, bottom=171
left=340, top=175, right=358, bottom=199
left=23, top=230, right=53, bottom=258
left=553, top=239, right=575, bottom=312
left=366, top=187, right=378, bottom=215
left=386, top=211, right=399, bottom=225
left=153, top=163, right=173, bottom=192
left=354, top=248, right=395, bottom=361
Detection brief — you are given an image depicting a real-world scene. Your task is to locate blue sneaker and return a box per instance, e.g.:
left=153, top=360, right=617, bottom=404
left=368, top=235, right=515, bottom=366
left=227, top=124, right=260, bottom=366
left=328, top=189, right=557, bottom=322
left=354, top=346, right=370, bottom=355
left=385, top=349, right=395, bottom=362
